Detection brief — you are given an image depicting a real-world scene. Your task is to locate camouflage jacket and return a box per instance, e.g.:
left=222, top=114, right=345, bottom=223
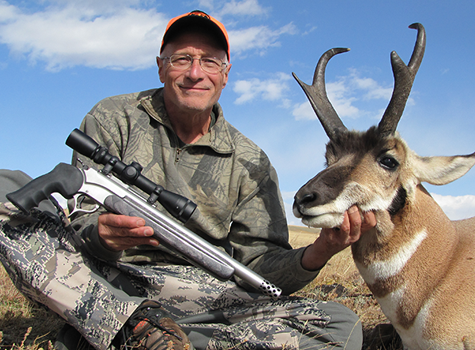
left=70, top=88, right=319, bottom=295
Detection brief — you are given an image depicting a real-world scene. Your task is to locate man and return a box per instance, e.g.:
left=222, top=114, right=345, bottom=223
left=0, top=10, right=376, bottom=350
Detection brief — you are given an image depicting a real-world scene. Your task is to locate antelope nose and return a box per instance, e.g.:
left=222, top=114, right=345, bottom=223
left=294, top=192, right=317, bottom=214
left=298, top=192, right=317, bottom=206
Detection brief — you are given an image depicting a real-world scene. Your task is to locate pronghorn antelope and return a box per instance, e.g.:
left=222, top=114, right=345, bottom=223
left=292, top=23, right=475, bottom=350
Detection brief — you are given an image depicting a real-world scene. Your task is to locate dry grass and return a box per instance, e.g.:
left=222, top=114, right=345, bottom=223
left=0, top=265, right=64, bottom=349
left=0, top=226, right=401, bottom=349
left=288, top=225, right=402, bottom=350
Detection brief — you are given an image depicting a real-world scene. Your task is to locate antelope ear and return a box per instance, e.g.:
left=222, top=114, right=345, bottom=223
left=412, top=152, right=475, bottom=185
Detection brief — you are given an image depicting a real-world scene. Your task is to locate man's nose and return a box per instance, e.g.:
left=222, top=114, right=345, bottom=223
left=186, top=59, right=206, bottom=80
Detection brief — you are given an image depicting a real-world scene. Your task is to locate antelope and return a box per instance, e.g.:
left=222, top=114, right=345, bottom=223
left=292, top=23, right=475, bottom=350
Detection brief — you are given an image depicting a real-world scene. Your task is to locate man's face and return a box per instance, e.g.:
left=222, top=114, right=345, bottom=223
left=158, top=32, right=231, bottom=115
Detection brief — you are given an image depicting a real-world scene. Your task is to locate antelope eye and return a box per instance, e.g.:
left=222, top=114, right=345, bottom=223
left=379, top=156, right=399, bottom=170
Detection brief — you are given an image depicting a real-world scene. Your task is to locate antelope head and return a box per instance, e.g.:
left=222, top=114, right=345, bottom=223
left=292, top=24, right=475, bottom=349
left=292, top=23, right=475, bottom=230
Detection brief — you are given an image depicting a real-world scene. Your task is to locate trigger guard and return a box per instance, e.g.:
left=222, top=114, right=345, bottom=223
left=68, top=194, right=100, bottom=218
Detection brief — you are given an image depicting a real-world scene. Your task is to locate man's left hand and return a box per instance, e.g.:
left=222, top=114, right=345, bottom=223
left=301, top=206, right=376, bottom=271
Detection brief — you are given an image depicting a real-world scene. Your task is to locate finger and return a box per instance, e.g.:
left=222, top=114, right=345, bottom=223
left=102, top=236, right=159, bottom=252
left=128, top=225, right=155, bottom=237
left=362, top=211, right=377, bottom=231
left=98, top=213, right=146, bottom=229
left=339, top=211, right=351, bottom=233
left=99, top=223, right=158, bottom=250
left=100, top=223, right=154, bottom=240
left=347, top=205, right=363, bottom=243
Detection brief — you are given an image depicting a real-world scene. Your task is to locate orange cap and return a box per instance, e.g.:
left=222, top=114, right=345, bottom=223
left=160, top=10, right=230, bottom=61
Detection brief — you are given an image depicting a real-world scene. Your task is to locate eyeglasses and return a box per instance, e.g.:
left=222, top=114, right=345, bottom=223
left=161, top=54, right=228, bottom=74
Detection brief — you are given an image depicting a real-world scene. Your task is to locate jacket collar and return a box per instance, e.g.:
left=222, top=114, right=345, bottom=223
left=139, top=88, right=234, bottom=154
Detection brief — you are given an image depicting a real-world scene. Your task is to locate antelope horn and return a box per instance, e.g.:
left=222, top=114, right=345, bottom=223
left=378, top=23, right=426, bottom=137
left=292, top=47, right=350, bottom=140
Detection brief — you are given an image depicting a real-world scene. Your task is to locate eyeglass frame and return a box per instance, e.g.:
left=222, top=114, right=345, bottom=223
left=160, top=54, right=229, bottom=74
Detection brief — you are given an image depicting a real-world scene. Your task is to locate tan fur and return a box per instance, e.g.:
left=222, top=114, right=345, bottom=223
left=293, top=23, right=475, bottom=348
left=294, top=133, right=475, bottom=349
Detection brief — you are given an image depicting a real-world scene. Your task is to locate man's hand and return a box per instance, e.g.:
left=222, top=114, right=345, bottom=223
left=97, top=213, right=159, bottom=252
left=301, top=206, right=376, bottom=271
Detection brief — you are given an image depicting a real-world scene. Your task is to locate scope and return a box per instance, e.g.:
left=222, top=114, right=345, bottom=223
left=66, top=129, right=197, bottom=223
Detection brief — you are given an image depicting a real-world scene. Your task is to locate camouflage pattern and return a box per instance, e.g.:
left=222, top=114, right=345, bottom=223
left=0, top=203, right=362, bottom=349
left=71, top=88, right=319, bottom=295
left=0, top=203, right=142, bottom=349
left=0, top=88, right=363, bottom=349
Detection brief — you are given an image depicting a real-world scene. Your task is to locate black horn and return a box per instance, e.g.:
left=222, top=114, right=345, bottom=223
left=292, top=47, right=350, bottom=141
left=378, top=23, right=426, bottom=137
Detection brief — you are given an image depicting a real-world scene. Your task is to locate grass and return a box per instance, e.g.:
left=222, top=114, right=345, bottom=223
left=288, top=226, right=402, bottom=350
left=0, top=226, right=402, bottom=349
left=0, top=265, right=64, bottom=349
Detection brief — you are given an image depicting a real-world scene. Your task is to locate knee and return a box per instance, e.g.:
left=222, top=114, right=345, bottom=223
left=320, top=301, right=362, bottom=349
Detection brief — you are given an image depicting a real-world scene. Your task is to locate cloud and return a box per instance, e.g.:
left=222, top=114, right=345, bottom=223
left=0, top=0, right=290, bottom=71
left=292, top=101, right=314, bottom=120
left=291, top=68, right=397, bottom=121
left=0, top=1, right=167, bottom=71
left=197, top=0, right=269, bottom=18
left=218, top=0, right=269, bottom=17
left=431, top=193, right=475, bottom=220
left=291, top=79, right=360, bottom=121
left=302, top=25, right=318, bottom=36
left=229, top=22, right=297, bottom=56
left=233, top=72, right=292, bottom=105
left=281, top=191, right=302, bottom=226
left=326, top=80, right=360, bottom=118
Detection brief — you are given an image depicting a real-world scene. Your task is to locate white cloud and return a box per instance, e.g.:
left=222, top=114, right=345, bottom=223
left=197, top=0, right=269, bottom=18
left=291, top=79, right=360, bottom=121
left=292, top=101, right=314, bottom=120
left=0, top=0, right=289, bottom=71
left=431, top=193, right=475, bottom=220
left=326, top=80, right=360, bottom=118
left=302, top=25, right=318, bottom=36
left=291, top=68, right=397, bottom=121
left=229, top=22, right=297, bottom=56
left=218, top=0, right=269, bottom=17
left=0, top=1, right=167, bottom=71
left=233, top=72, right=292, bottom=105
left=196, top=0, right=215, bottom=9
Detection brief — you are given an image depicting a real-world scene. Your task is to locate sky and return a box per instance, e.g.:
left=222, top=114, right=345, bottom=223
left=1, top=0, right=475, bottom=225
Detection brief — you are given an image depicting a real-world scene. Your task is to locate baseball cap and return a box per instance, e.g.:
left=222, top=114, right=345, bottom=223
left=160, top=10, right=230, bottom=61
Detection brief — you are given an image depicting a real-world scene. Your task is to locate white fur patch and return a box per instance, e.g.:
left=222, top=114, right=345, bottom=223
left=355, top=229, right=428, bottom=285
left=376, top=284, right=406, bottom=323
left=301, top=212, right=344, bottom=229
left=375, top=285, right=434, bottom=350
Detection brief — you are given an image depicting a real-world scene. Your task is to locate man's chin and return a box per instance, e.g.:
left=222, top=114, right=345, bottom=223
left=177, top=97, right=216, bottom=113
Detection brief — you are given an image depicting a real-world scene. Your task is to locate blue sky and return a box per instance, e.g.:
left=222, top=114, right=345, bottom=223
left=1, top=0, right=475, bottom=225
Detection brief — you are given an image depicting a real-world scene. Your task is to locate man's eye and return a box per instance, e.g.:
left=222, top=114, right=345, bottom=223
left=172, top=56, right=190, bottom=64
left=201, top=58, right=219, bottom=67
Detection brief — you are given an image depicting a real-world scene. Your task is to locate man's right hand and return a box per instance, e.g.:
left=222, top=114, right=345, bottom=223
left=97, top=213, right=159, bottom=252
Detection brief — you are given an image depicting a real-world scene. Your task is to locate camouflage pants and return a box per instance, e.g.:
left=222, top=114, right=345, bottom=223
left=0, top=204, right=362, bottom=350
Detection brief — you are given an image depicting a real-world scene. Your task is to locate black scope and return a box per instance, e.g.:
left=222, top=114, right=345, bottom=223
left=66, top=129, right=197, bottom=223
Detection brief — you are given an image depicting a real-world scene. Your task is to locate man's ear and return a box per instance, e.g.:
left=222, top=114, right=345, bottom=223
left=157, top=56, right=165, bottom=83
left=222, top=64, right=232, bottom=88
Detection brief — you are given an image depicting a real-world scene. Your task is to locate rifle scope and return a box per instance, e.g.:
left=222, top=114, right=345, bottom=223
left=66, top=128, right=196, bottom=223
